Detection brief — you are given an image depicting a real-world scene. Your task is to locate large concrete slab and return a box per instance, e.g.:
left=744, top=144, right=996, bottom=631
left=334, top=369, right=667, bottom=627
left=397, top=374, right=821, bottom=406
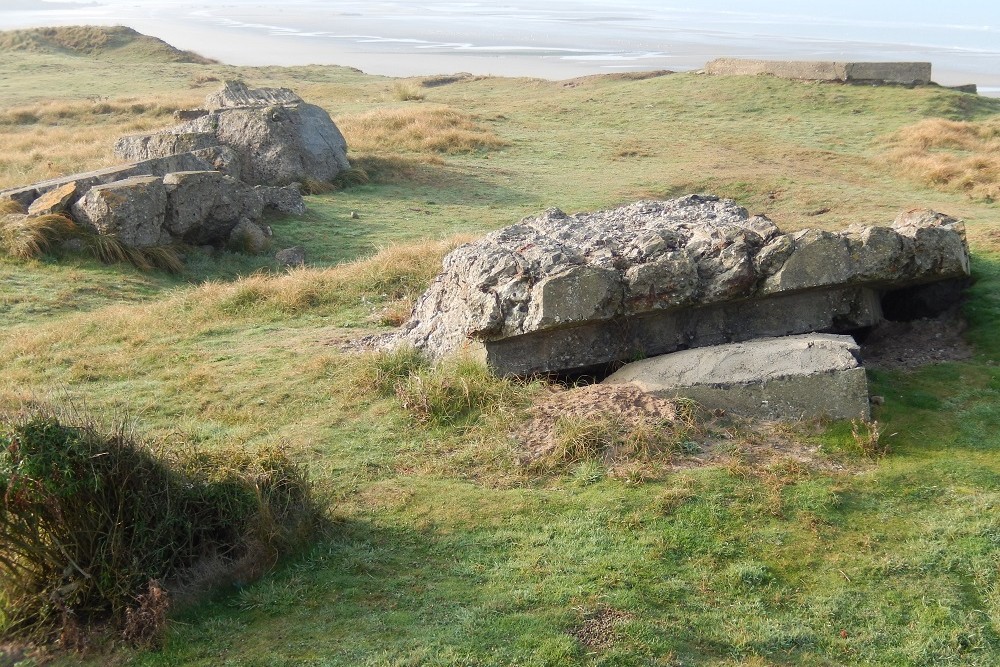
left=704, top=58, right=931, bottom=85
left=604, top=334, right=871, bottom=421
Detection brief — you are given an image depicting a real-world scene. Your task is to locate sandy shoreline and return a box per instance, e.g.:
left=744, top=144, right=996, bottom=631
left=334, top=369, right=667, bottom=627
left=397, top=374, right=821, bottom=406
left=2, top=2, right=999, bottom=92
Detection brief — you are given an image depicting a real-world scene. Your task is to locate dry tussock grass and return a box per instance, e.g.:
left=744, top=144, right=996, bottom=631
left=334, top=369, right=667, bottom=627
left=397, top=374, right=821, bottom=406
left=884, top=117, right=1000, bottom=200
left=0, top=94, right=202, bottom=189
left=0, top=213, right=77, bottom=259
left=336, top=106, right=507, bottom=154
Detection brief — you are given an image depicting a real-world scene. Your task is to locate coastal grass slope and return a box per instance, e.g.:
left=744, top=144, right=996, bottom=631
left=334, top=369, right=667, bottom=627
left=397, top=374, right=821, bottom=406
left=1, top=26, right=1000, bottom=666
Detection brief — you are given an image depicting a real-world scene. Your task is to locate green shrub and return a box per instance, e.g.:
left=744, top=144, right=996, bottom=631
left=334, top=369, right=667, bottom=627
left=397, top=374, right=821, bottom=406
left=0, top=409, right=322, bottom=642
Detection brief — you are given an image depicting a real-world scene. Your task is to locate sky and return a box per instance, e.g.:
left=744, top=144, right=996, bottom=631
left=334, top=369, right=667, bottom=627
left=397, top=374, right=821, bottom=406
left=2, top=0, right=999, bottom=90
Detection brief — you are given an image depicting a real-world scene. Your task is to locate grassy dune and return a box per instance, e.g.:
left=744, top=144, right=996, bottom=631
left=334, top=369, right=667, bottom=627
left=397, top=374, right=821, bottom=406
left=2, top=27, right=1000, bottom=666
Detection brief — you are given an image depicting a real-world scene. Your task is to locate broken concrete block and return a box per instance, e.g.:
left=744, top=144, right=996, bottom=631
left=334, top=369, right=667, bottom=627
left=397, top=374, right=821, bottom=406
left=162, top=170, right=263, bottom=243
left=71, top=175, right=168, bottom=248
left=27, top=181, right=78, bottom=216
left=604, top=334, right=870, bottom=421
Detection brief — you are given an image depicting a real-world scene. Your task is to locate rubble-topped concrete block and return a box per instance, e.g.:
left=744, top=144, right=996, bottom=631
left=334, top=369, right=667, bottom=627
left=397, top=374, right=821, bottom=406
left=604, top=334, right=871, bottom=421
left=205, top=80, right=303, bottom=109
left=394, top=195, right=970, bottom=376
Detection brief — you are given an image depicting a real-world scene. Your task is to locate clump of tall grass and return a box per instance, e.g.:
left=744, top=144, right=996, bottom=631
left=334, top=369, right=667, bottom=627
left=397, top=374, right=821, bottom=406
left=0, top=211, right=77, bottom=259
left=336, top=106, right=508, bottom=154
left=0, top=407, right=322, bottom=643
left=84, top=234, right=185, bottom=273
left=0, top=208, right=183, bottom=273
left=390, top=82, right=426, bottom=102
left=392, top=355, right=531, bottom=426
left=883, top=117, right=1000, bottom=201
left=543, top=399, right=701, bottom=469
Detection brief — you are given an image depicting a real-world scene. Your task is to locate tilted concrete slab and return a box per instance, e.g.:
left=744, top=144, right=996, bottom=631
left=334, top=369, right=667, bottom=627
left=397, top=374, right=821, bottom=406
left=604, top=334, right=871, bottom=421
left=0, top=152, right=213, bottom=209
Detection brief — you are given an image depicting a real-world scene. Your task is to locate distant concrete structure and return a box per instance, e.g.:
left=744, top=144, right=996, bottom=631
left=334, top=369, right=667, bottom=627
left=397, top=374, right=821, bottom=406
left=704, top=59, right=932, bottom=86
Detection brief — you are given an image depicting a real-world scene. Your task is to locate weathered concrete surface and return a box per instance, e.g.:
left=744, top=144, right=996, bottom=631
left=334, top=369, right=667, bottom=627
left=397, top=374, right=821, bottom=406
left=71, top=175, right=168, bottom=247
left=604, top=334, right=870, bottom=421
left=484, top=285, right=883, bottom=376
left=162, top=170, right=263, bottom=243
left=254, top=184, right=307, bottom=216
left=114, top=81, right=350, bottom=186
left=205, top=80, right=303, bottom=109
left=26, top=181, right=77, bottom=216
left=0, top=152, right=213, bottom=210
left=112, top=131, right=219, bottom=163
left=394, top=195, right=970, bottom=376
left=704, top=58, right=932, bottom=85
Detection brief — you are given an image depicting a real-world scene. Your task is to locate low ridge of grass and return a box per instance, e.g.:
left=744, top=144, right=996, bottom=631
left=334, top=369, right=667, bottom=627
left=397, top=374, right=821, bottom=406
left=0, top=26, right=215, bottom=64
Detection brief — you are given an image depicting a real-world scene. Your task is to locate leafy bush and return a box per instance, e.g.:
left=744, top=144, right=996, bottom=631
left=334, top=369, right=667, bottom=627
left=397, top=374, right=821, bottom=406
left=0, top=409, right=322, bottom=642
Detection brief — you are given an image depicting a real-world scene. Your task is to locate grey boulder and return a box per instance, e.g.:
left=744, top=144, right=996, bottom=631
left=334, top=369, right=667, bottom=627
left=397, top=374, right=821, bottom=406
left=114, top=81, right=350, bottom=186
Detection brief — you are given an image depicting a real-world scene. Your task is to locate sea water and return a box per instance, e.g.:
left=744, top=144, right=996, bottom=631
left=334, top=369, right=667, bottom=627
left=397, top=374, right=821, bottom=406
left=1, top=0, right=998, bottom=91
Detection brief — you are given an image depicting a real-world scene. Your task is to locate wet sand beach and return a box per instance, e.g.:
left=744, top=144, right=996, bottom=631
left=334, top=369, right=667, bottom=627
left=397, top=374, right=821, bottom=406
left=1, top=0, right=999, bottom=93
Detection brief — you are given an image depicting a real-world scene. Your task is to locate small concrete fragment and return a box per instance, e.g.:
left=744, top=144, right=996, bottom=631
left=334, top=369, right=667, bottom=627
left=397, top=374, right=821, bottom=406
left=255, top=184, right=306, bottom=216
left=228, top=217, right=270, bottom=254
left=604, top=334, right=870, bottom=421
left=71, top=176, right=168, bottom=247
left=275, top=246, right=306, bottom=267
left=27, top=181, right=78, bottom=216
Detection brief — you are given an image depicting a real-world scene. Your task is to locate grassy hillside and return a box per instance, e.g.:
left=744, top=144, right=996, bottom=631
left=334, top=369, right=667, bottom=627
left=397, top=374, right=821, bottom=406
left=2, top=26, right=1000, bottom=666
left=0, top=25, right=216, bottom=63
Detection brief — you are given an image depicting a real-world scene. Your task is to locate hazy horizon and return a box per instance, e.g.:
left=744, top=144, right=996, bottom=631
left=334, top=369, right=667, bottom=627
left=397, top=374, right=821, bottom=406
left=2, top=1, right=999, bottom=92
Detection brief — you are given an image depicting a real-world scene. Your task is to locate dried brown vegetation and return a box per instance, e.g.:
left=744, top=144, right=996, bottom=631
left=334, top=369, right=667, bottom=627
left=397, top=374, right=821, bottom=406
left=336, top=105, right=508, bottom=154
left=884, top=117, right=1000, bottom=201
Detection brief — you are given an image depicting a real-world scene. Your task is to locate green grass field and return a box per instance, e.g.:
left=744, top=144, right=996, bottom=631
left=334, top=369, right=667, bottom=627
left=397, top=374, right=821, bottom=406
left=2, top=27, right=1000, bottom=666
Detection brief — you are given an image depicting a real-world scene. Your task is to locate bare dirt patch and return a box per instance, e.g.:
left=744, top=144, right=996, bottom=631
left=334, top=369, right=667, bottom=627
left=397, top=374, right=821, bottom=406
left=513, top=382, right=854, bottom=473
left=569, top=607, right=635, bottom=651
left=860, top=314, right=972, bottom=370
